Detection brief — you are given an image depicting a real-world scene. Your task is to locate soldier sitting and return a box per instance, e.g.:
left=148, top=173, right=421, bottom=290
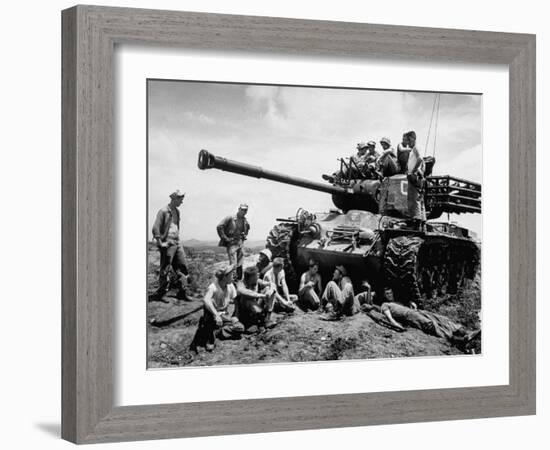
left=235, top=266, right=277, bottom=331
left=322, top=141, right=370, bottom=182
left=189, top=264, right=244, bottom=353
left=297, top=258, right=323, bottom=311
left=263, top=257, right=296, bottom=313
left=256, top=248, right=273, bottom=277
left=321, top=265, right=360, bottom=319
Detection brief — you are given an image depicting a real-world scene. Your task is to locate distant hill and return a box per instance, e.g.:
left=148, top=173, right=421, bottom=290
left=181, top=238, right=265, bottom=249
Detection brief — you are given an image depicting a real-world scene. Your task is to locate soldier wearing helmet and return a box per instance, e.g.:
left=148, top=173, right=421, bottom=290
left=377, top=137, right=399, bottom=214
left=256, top=248, right=273, bottom=276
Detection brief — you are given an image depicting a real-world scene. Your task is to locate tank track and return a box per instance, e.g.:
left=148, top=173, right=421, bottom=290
left=384, top=236, right=424, bottom=305
left=265, top=223, right=299, bottom=290
left=384, top=235, right=480, bottom=304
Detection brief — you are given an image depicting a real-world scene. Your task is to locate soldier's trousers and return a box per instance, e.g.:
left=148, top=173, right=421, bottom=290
left=226, top=244, right=244, bottom=279
left=298, top=287, right=321, bottom=311
left=379, top=177, right=390, bottom=215
left=156, top=243, right=188, bottom=295
left=190, top=309, right=244, bottom=349
left=235, top=287, right=275, bottom=328
left=406, top=174, right=426, bottom=221
left=322, top=281, right=360, bottom=316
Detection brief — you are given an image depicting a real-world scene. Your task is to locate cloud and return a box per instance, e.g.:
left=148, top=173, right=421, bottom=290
left=148, top=82, right=482, bottom=241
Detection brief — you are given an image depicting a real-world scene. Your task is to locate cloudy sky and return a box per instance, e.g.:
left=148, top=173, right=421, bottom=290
left=148, top=80, right=482, bottom=242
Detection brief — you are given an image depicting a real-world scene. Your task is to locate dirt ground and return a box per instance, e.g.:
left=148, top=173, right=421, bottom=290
left=147, top=244, right=479, bottom=368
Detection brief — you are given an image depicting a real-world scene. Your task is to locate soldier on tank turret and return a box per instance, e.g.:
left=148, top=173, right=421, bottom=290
left=322, top=141, right=372, bottom=182
left=377, top=137, right=399, bottom=215
left=396, top=133, right=411, bottom=174
left=404, top=131, right=426, bottom=223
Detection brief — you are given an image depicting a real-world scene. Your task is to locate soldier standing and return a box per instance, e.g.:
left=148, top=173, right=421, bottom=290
left=150, top=190, right=189, bottom=302
left=396, top=133, right=411, bottom=174
left=217, top=204, right=250, bottom=280
left=377, top=137, right=399, bottom=215
left=405, top=131, right=426, bottom=223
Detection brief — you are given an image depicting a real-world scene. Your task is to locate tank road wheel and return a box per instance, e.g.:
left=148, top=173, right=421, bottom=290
left=266, top=223, right=299, bottom=290
left=383, top=236, right=424, bottom=306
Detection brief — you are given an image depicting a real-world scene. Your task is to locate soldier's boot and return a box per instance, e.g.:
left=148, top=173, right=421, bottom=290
left=174, top=273, right=192, bottom=302
left=264, top=312, right=276, bottom=329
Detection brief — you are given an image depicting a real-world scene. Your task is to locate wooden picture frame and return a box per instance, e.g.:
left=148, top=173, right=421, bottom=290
left=61, top=5, right=536, bottom=444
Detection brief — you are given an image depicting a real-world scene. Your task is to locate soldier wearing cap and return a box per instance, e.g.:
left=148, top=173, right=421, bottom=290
left=217, top=204, right=251, bottom=280
left=377, top=137, right=399, bottom=214
left=321, top=265, right=360, bottom=318
left=189, top=264, right=245, bottom=352
left=150, top=190, right=189, bottom=302
left=263, top=257, right=297, bottom=313
left=235, top=266, right=276, bottom=331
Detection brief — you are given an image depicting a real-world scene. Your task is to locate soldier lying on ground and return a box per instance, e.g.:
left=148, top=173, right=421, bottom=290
left=235, top=266, right=277, bottom=331
left=362, top=301, right=481, bottom=353
left=297, top=258, right=323, bottom=311
left=189, top=264, right=244, bottom=353
left=321, top=265, right=360, bottom=319
left=263, top=257, right=296, bottom=313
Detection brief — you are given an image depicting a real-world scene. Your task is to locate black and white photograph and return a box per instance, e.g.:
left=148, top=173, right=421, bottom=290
left=146, top=80, right=482, bottom=368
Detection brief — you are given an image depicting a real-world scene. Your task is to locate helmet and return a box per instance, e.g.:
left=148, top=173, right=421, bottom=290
left=380, top=137, right=391, bottom=146
left=259, top=248, right=273, bottom=261
left=367, top=140, right=376, bottom=147
left=356, top=141, right=368, bottom=150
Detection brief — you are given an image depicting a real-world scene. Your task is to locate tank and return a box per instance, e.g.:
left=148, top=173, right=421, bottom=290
left=197, top=149, right=481, bottom=305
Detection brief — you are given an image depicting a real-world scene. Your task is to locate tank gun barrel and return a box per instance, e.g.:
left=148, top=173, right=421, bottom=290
left=198, top=149, right=350, bottom=197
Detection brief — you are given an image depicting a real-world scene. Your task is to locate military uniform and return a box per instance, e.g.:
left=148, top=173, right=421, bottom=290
left=406, top=145, right=426, bottom=221
left=377, top=140, right=399, bottom=215
left=217, top=212, right=250, bottom=279
left=151, top=201, right=188, bottom=299
left=190, top=272, right=245, bottom=351
left=321, top=275, right=360, bottom=317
